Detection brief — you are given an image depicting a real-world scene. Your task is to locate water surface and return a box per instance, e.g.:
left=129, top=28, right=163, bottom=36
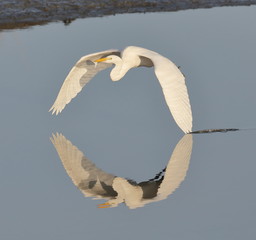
left=0, top=6, right=256, bottom=240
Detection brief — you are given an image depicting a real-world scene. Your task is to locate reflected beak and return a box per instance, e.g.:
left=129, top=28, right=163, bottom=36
left=97, top=202, right=112, bottom=208
left=94, top=57, right=110, bottom=63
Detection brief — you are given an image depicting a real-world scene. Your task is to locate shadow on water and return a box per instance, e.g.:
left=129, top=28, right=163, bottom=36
left=190, top=128, right=240, bottom=134
left=51, top=133, right=193, bottom=209
left=1, top=0, right=256, bottom=30
left=190, top=128, right=256, bottom=134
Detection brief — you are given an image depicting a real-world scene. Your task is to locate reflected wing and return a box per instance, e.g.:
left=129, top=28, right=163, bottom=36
left=50, top=133, right=116, bottom=199
left=49, top=49, right=120, bottom=115
left=125, top=46, right=193, bottom=133
left=157, top=134, right=193, bottom=198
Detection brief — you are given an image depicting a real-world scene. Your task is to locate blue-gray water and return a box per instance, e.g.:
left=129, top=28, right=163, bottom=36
left=0, top=6, right=256, bottom=240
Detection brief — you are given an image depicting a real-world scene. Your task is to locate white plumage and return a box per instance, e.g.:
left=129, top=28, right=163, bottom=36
left=50, top=133, right=193, bottom=209
left=50, top=46, right=193, bottom=133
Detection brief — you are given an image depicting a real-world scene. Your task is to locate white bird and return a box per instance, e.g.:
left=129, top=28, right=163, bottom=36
left=50, top=133, right=193, bottom=209
left=49, top=46, right=193, bottom=133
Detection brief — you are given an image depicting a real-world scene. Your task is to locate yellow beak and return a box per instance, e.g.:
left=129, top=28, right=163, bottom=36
left=94, top=57, right=111, bottom=63
left=97, top=202, right=112, bottom=208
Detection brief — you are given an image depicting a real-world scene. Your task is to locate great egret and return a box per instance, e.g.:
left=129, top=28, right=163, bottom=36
left=49, top=46, right=193, bottom=133
left=50, top=133, right=193, bottom=209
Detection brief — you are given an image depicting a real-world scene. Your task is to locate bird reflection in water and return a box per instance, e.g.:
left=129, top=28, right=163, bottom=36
left=51, top=133, right=193, bottom=209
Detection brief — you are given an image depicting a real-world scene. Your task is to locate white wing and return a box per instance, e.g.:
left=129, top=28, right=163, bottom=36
left=50, top=133, right=117, bottom=199
left=124, top=46, right=193, bottom=133
left=157, top=134, right=193, bottom=198
left=49, top=49, right=120, bottom=115
left=105, top=134, right=193, bottom=208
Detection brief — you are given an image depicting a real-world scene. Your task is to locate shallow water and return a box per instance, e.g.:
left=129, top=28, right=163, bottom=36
left=0, top=6, right=256, bottom=240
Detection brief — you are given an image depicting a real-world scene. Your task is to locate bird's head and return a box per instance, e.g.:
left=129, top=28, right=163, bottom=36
left=97, top=199, right=122, bottom=208
left=94, top=55, right=121, bottom=64
left=94, top=55, right=123, bottom=81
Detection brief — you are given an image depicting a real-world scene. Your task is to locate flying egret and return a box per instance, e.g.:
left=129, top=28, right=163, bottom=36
left=49, top=46, right=193, bottom=133
left=50, top=133, right=193, bottom=209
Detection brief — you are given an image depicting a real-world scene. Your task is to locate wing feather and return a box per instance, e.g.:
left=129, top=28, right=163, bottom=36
left=49, top=49, right=120, bottom=115
left=124, top=46, right=193, bottom=133
left=157, top=134, right=193, bottom=197
left=50, top=133, right=116, bottom=198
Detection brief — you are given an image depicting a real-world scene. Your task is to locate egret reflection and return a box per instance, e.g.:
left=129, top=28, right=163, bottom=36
left=49, top=46, right=193, bottom=133
left=51, top=133, right=193, bottom=209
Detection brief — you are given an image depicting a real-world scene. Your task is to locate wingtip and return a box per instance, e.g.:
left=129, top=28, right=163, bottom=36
left=185, top=127, right=192, bottom=134
left=181, top=126, right=192, bottom=134
left=49, top=105, right=60, bottom=115
left=50, top=132, right=63, bottom=144
left=50, top=133, right=57, bottom=144
left=49, top=105, right=55, bottom=115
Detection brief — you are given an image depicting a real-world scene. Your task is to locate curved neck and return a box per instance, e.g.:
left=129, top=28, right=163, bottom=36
left=110, top=59, right=131, bottom=82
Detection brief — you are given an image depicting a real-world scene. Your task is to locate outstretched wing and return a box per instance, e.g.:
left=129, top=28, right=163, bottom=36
left=50, top=133, right=117, bottom=199
left=157, top=134, right=193, bottom=198
left=49, top=49, right=120, bottom=115
left=124, top=46, right=193, bottom=133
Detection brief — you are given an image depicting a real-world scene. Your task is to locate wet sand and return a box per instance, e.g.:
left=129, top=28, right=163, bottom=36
left=1, top=0, right=256, bottom=30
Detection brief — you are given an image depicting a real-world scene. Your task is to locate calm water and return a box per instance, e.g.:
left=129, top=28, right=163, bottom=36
left=1, top=6, right=256, bottom=240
